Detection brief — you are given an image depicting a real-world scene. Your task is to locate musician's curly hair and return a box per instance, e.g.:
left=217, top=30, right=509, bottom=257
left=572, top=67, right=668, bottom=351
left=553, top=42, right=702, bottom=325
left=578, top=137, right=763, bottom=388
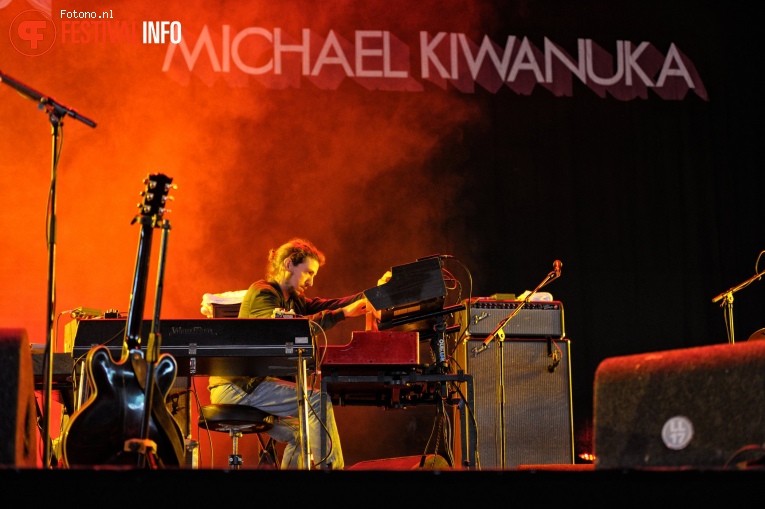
left=266, top=238, right=326, bottom=281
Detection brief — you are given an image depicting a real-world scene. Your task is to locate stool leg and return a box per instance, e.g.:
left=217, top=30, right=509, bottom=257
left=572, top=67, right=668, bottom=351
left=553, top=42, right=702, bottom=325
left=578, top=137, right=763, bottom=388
left=229, top=430, right=243, bottom=470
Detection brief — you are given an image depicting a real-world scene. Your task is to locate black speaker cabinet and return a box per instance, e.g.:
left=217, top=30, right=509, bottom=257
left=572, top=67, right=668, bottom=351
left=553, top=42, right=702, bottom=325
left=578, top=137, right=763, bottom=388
left=461, top=338, right=574, bottom=468
left=0, top=328, right=37, bottom=467
left=594, top=340, right=765, bottom=470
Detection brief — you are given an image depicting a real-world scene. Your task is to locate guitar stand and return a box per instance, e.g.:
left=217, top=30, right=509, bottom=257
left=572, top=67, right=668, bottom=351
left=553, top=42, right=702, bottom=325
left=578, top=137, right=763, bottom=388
left=136, top=218, right=175, bottom=469
left=123, top=438, right=159, bottom=469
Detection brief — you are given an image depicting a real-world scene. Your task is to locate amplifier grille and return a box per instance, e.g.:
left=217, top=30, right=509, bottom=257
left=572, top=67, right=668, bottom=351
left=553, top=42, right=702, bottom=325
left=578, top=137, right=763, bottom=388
left=464, top=338, right=574, bottom=468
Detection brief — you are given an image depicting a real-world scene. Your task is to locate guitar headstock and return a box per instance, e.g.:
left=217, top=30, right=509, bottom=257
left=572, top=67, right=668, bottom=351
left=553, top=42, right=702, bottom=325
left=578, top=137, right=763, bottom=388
left=133, top=173, right=174, bottom=225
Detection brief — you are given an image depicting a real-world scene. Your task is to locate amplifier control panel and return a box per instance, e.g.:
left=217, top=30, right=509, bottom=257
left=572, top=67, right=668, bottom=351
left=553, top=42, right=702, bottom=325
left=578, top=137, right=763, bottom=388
left=463, top=299, right=564, bottom=338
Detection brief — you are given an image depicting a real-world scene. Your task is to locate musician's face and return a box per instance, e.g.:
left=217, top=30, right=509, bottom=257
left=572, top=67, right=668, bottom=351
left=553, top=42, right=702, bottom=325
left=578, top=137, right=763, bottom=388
left=286, top=257, right=320, bottom=296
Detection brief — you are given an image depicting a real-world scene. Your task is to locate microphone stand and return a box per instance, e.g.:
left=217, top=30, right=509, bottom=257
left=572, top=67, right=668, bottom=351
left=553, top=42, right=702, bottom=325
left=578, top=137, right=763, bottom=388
left=0, top=70, right=96, bottom=468
left=472, top=263, right=560, bottom=468
left=712, top=268, right=765, bottom=344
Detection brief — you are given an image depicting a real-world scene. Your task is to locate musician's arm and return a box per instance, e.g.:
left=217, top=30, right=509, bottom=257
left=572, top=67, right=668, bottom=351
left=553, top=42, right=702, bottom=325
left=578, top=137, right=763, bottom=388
left=304, top=269, right=390, bottom=325
left=302, top=292, right=365, bottom=331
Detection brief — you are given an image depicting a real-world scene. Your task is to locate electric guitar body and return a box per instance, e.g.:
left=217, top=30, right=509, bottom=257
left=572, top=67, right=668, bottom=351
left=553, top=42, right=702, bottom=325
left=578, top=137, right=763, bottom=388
left=61, top=173, right=185, bottom=468
left=62, top=346, right=183, bottom=467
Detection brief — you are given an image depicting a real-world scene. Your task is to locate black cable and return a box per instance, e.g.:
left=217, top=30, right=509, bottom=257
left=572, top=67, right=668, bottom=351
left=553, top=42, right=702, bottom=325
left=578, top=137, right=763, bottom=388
left=724, top=444, right=765, bottom=470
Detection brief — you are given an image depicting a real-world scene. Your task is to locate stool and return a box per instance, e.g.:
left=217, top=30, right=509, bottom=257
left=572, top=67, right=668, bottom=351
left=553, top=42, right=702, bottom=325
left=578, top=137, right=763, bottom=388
left=198, top=404, right=276, bottom=470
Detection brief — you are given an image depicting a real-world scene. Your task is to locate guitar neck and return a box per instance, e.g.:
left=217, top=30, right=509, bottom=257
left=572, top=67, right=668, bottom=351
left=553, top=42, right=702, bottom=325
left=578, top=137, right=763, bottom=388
left=123, top=174, right=173, bottom=354
left=124, top=221, right=155, bottom=352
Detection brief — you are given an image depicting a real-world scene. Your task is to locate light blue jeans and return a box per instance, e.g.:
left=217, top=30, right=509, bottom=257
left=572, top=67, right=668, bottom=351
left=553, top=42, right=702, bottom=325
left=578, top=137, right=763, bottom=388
left=209, top=377, right=344, bottom=469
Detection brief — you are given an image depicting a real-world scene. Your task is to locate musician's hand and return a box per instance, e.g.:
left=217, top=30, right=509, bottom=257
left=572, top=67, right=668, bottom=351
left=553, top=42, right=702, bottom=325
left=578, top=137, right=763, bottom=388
left=343, top=298, right=370, bottom=318
left=377, top=270, right=392, bottom=286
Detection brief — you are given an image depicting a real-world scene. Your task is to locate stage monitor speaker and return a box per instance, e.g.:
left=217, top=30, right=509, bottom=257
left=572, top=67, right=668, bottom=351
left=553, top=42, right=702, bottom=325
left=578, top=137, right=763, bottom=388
left=594, top=340, right=765, bottom=469
left=461, top=338, right=574, bottom=468
left=0, top=328, right=37, bottom=467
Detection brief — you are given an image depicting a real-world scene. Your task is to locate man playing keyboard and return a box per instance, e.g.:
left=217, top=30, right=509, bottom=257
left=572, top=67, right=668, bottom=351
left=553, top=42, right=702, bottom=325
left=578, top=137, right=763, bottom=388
left=208, top=237, right=389, bottom=469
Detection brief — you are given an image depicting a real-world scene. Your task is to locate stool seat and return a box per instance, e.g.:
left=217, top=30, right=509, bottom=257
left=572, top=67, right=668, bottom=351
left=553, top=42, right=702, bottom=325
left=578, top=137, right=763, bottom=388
left=198, top=404, right=277, bottom=469
left=198, top=404, right=275, bottom=434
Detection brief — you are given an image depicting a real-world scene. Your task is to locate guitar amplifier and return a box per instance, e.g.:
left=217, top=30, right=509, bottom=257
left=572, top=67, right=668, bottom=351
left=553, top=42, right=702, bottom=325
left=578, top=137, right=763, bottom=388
left=461, top=299, right=564, bottom=338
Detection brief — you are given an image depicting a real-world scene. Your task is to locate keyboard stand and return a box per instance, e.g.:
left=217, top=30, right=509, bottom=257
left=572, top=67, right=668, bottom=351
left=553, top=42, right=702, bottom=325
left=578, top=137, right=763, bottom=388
left=319, top=371, right=476, bottom=469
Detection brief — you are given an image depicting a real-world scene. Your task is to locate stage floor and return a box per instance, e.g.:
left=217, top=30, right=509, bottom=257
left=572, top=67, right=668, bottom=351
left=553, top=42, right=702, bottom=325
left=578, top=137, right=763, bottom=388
left=4, top=465, right=764, bottom=506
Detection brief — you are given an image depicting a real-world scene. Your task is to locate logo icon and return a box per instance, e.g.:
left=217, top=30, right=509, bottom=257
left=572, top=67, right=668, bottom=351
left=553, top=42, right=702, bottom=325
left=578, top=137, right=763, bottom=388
left=661, top=415, right=694, bottom=450
left=9, top=9, right=57, bottom=56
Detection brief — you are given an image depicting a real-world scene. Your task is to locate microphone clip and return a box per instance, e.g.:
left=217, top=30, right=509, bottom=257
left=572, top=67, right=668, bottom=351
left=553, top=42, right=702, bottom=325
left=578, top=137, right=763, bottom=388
left=471, top=342, right=490, bottom=356
left=547, top=351, right=561, bottom=373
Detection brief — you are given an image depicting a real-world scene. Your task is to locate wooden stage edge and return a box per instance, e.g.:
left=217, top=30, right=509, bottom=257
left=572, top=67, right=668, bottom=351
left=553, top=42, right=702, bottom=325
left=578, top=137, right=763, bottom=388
left=3, top=465, right=764, bottom=506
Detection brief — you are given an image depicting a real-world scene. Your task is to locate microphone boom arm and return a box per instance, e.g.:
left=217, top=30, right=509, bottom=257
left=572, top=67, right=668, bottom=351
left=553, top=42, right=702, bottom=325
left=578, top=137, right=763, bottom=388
left=472, top=261, right=562, bottom=355
left=712, top=269, right=765, bottom=304
left=0, top=69, right=97, bottom=128
left=711, top=267, right=765, bottom=344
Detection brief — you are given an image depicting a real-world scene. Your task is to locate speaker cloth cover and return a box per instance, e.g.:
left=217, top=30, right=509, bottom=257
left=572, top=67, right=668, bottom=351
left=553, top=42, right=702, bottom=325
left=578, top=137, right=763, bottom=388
left=465, top=338, right=574, bottom=468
